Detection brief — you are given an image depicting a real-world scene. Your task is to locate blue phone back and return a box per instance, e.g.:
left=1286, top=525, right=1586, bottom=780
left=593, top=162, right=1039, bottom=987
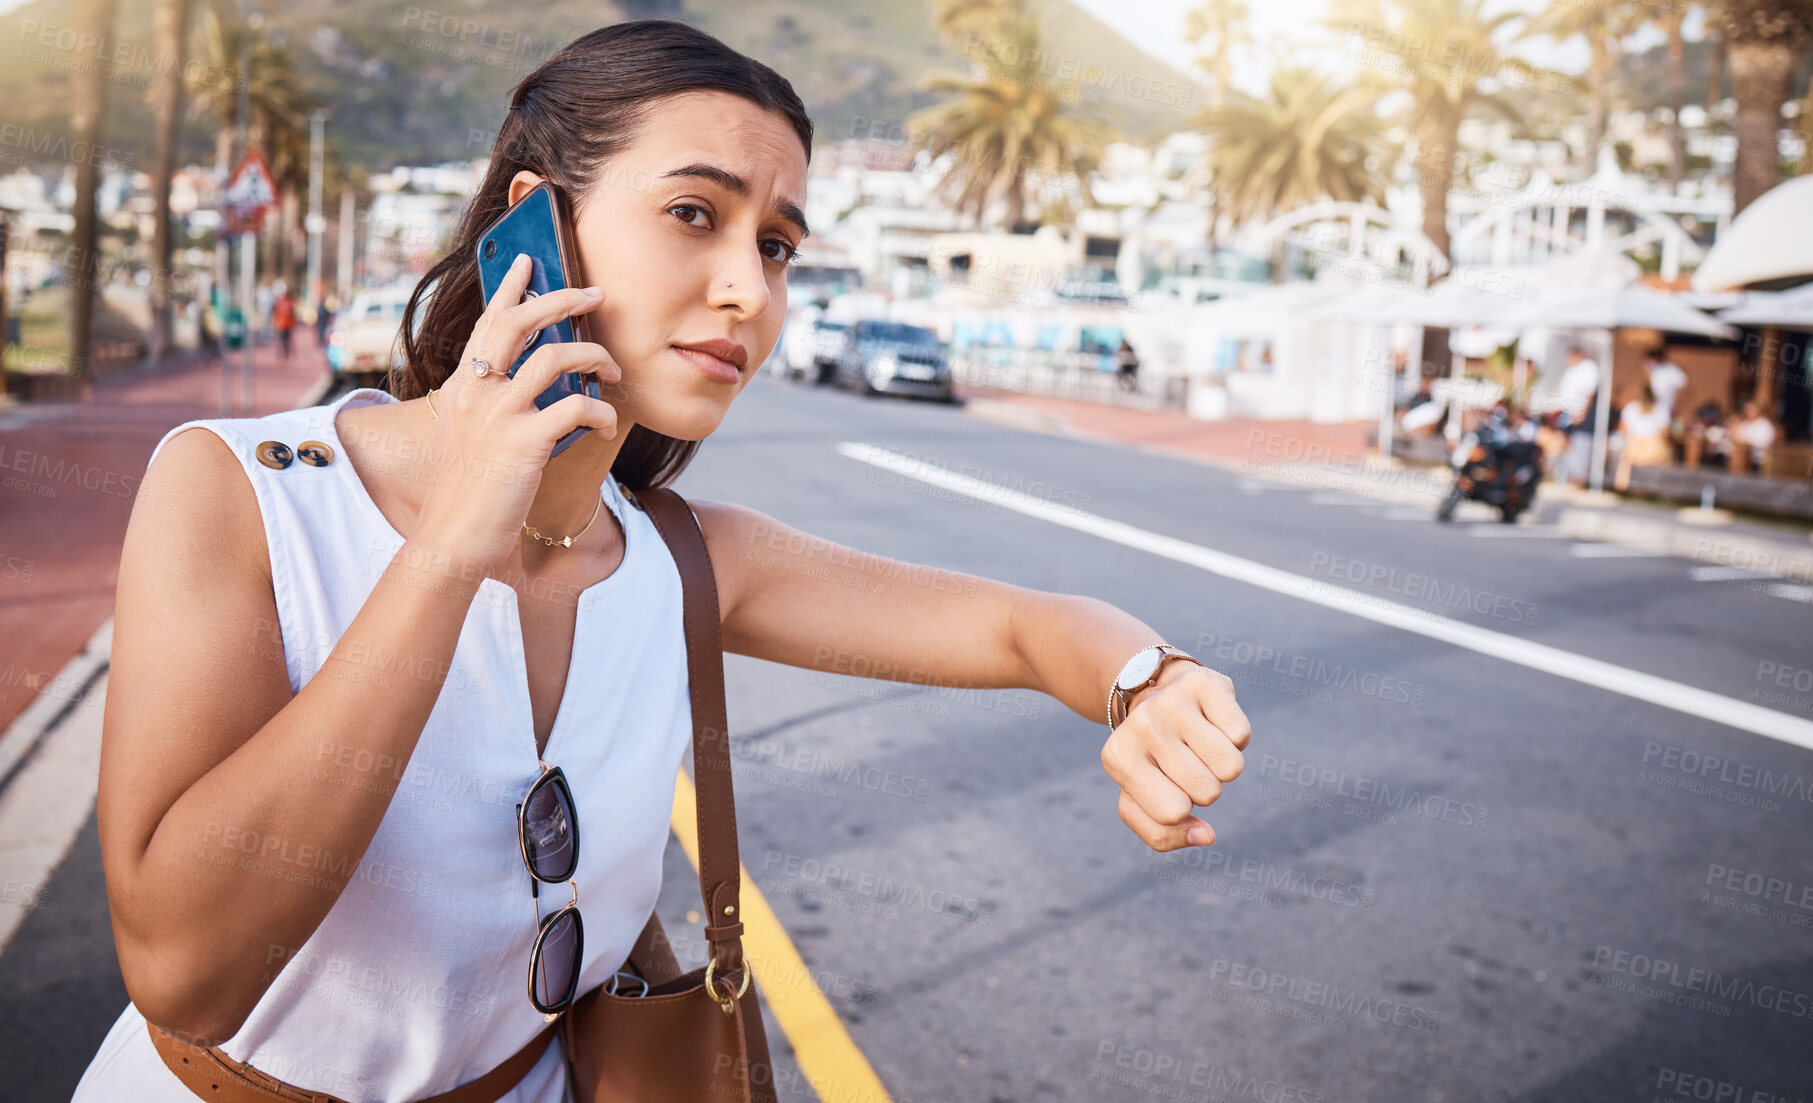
left=473, top=186, right=599, bottom=457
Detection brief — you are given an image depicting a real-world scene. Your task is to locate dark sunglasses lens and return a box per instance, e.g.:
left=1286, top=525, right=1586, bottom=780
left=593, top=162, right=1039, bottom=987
left=534, top=908, right=582, bottom=1011
left=523, top=774, right=577, bottom=881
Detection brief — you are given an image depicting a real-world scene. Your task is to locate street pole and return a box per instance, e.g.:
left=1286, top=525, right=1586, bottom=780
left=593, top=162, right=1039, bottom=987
left=236, top=7, right=258, bottom=417
left=305, top=108, right=325, bottom=327
left=1588, top=331, right=1613, bottom=495
left=337, top=188, right=354, bottom=309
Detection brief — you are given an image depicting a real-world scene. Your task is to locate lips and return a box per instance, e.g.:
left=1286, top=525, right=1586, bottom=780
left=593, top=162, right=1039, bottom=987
left=672, top=338, right=748, bottom=372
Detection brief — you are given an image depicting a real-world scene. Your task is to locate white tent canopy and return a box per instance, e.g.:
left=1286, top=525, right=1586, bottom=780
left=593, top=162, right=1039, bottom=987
left=1493, top=284, right=1739, bottom=339
left=1692, top=176, right=1813, bottom=292
left=1719, top=283, right=1813, bottom=333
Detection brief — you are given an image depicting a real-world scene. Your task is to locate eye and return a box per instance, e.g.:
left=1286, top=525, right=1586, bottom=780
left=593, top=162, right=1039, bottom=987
left=761, top=238, right=800, bottom=266
left=667, top=203, right=711, bottom=228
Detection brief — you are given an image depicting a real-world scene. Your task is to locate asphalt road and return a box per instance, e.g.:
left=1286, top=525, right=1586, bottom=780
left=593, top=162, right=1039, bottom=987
left=6, top=370, right=1811, bottom=1102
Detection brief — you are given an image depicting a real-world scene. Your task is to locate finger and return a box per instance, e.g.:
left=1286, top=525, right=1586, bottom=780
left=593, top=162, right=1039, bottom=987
left=1147, top=723, right=1224, bottom=808
left=509, top=341, right=623, bottom=407
left=1165, top=680, right=1246, bottom=782
left=493, top=287, right=603, bottom=374
left=479, top=251, right=538, bottom=318
left=1118, top=788, right=1212, bottom=852
left=546, top=393, right=619, bottom=440
left=1102, top=733, right=1195, bottom=830
left=1197, top=668, right=1252, bottom=752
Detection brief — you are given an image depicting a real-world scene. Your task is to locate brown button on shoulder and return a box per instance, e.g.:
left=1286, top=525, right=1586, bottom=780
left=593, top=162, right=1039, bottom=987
left=255, top=440, right=294, bottom=470
left=296, top=439, right=335, bottom=467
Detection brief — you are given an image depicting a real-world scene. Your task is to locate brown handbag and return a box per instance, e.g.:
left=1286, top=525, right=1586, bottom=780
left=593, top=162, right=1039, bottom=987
left=147, top=484, right=779, bottom=1103
left=559, top=484, right=780, bottom=1103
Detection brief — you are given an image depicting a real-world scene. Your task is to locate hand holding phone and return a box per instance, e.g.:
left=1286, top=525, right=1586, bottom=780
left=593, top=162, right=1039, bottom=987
left=474, top=181, right=604, bottom=458
left=409, top=237, right=620, bottom=578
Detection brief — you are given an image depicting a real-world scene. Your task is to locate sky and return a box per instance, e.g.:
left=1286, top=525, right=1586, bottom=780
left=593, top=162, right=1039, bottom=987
left=1067, top=0, right=1683, bottom=96
left=0, top=0, right=1689, bottom=100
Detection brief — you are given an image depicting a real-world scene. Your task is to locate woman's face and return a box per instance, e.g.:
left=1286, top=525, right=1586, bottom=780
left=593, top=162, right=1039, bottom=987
left=510, top=90, right=809, bottom=442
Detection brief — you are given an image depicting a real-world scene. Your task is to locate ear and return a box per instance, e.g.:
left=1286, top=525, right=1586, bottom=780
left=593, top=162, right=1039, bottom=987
left=507, top=170, right=546, bottom=208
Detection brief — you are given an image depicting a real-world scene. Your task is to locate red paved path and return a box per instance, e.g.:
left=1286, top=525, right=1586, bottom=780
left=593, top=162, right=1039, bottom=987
left=959, top=383, right=1376, bottom=470
left=0, top=336, right=331, bottom=733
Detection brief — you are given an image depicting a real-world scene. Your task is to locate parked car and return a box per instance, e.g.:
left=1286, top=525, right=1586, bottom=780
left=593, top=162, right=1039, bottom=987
left=325, top=287, right=413, bottom=388
left=804, top=318, right=856, bottom=385
left=828, top=320, right=955, bottom=402
left=1056, top=278, right=1130, bottom=307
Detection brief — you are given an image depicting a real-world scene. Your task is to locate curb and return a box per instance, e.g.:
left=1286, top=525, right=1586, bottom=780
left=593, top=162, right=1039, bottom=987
left=957, top=396, right=1813, bottom=575
left=959, top=396, right=1079, bottom=437
left=1554, top=508, right=1813, bottom=583
left=0, top=619, right=111, bottom=802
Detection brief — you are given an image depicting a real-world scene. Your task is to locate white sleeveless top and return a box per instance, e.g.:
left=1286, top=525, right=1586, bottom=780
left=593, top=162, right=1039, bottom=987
left=73, top=387, right=696, bottom=1103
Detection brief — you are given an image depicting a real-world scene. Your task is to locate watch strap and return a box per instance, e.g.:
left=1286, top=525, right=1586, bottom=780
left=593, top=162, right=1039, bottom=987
left=1108, top=645, right=1200, bottom=730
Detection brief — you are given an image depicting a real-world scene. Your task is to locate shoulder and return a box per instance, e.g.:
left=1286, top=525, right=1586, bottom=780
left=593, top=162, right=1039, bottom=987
left=685, top=498, right=805, bottom=625
left=134, top=424, right=270, bottom=587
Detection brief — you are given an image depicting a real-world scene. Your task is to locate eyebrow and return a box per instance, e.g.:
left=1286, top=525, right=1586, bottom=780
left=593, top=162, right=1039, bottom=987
left=660, top=162, right=810, bottom=239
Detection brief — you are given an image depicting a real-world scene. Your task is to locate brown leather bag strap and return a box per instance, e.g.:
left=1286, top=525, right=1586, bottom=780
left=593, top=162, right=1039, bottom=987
left=633, top=485, right=748, bottom=977
left=146, top=1020, right=555, bottom=1103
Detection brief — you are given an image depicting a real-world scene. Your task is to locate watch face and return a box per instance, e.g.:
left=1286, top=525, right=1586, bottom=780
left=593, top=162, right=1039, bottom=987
left=1117, top=647, right=1163, bottom=690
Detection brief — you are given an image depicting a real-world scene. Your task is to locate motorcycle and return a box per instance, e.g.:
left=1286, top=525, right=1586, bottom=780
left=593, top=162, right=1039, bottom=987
left=1436, top=410, right=1544, bottom=524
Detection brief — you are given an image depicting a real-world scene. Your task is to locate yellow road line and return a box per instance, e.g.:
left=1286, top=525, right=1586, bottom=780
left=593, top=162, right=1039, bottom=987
left=670, top=767, right=894, bottom=1103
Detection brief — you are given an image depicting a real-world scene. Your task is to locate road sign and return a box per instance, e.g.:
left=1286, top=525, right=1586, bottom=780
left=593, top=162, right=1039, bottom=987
left=224, top=149, right=280, bottom=234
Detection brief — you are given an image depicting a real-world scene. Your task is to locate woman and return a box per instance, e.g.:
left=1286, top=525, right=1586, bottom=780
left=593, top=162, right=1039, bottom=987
left=1614, top=383, right=1673, bottom=491
left=75, top=21, right=1249, bottom=1103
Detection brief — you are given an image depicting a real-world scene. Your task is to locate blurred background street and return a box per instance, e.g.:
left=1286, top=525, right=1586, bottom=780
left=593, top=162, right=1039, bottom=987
left=1, top=0, right=1810, bottom=1100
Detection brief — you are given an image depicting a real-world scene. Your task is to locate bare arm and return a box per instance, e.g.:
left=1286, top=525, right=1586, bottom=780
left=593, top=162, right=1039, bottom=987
left=99, top=428, right=485, bottom=1045
left=694, top=500, right=1250, bottom=850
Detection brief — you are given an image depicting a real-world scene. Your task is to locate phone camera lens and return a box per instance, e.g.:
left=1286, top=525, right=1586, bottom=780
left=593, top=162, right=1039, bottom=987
left=483, top=240, right=498, bottom=260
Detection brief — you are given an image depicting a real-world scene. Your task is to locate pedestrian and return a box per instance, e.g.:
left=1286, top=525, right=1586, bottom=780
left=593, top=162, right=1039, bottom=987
left=73, top=21, right=1252, bottom=1102
left=272, top=288, right=296, bottom=361
left=1614, top=383, right=1673, bottom=491
left=1115, top=337, right=1140, bottom=392
left=1643, top=345, right=1688, bottom=419
left=315, top=292, right=336, bottom=350
left=1728, top=400, right=1777, bottom=474
left=1554, top=344, right=1601, bottom=489
left=196, top=299, right=224, bottom=371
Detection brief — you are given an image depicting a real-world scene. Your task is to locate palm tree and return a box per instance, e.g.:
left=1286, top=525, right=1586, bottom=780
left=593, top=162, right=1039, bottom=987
left=909, top=0, right=1117, bottom=229
left=189, top=5, right=317, bottom=188
left=148, top=0, right=195, bottom=367
left=932, top=0, right=1007, bottom=36
left=1646, top=2, right=1693, bottom=186
left=189, top=4, right=321, bottom=291
left=1529, top=0, right=1643, bottom=169
left=1327, top=0, right=1539, bottom=263
left=69, top=0, right=120, bottom=384
left=1711, top=0, right=1813, bottom=214
left=1194, top=65, right=1396, bottom=229
left=1185, top=0, right=1252, bottom=111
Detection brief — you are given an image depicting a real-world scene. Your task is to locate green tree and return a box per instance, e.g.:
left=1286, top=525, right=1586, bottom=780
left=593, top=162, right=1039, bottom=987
left=1194, top=65, right=1395, bottom=228
left=909, top=0, right=1116, bottom=230
left=1327, top=0, right=1543, bottom=263
left=147, top=0, right=195, bottom=366
left=1529, top=0, right=1644, bottom=168
left=1711, top=0, right=1813, bottom=213
left=69, top=0, right=120, bottom=383
left=1185, top=0, right=1253, bottom=111
left=189, top=4, right=323, bottom=288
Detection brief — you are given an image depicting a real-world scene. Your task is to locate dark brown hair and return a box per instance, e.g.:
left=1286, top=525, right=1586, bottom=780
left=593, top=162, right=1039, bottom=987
left=393, top=20, right=813, bottom=491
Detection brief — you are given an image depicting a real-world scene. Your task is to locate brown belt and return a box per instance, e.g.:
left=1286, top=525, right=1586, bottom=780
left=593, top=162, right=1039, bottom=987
left=145, top=1020, right=557, bottom=1103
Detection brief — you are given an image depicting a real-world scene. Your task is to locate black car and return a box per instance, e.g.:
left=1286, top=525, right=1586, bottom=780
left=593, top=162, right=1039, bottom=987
left=828, top=320, right=956, bottom=402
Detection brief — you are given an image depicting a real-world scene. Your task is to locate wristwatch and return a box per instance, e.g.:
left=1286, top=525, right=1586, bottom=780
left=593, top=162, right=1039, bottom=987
left=1107, top=644, right=1202, bottom=731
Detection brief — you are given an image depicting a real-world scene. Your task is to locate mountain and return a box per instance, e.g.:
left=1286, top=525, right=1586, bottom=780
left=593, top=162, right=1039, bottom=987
left=0, top=0, right=1207, bottom=181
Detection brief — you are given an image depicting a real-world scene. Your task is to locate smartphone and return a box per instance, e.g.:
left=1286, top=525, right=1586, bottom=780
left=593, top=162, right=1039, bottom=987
left=473, top=180, right=601, bottom=459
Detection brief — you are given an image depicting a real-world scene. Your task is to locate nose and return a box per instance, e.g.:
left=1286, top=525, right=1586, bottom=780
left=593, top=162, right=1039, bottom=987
left=704, top=240, right=770, bottom=321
